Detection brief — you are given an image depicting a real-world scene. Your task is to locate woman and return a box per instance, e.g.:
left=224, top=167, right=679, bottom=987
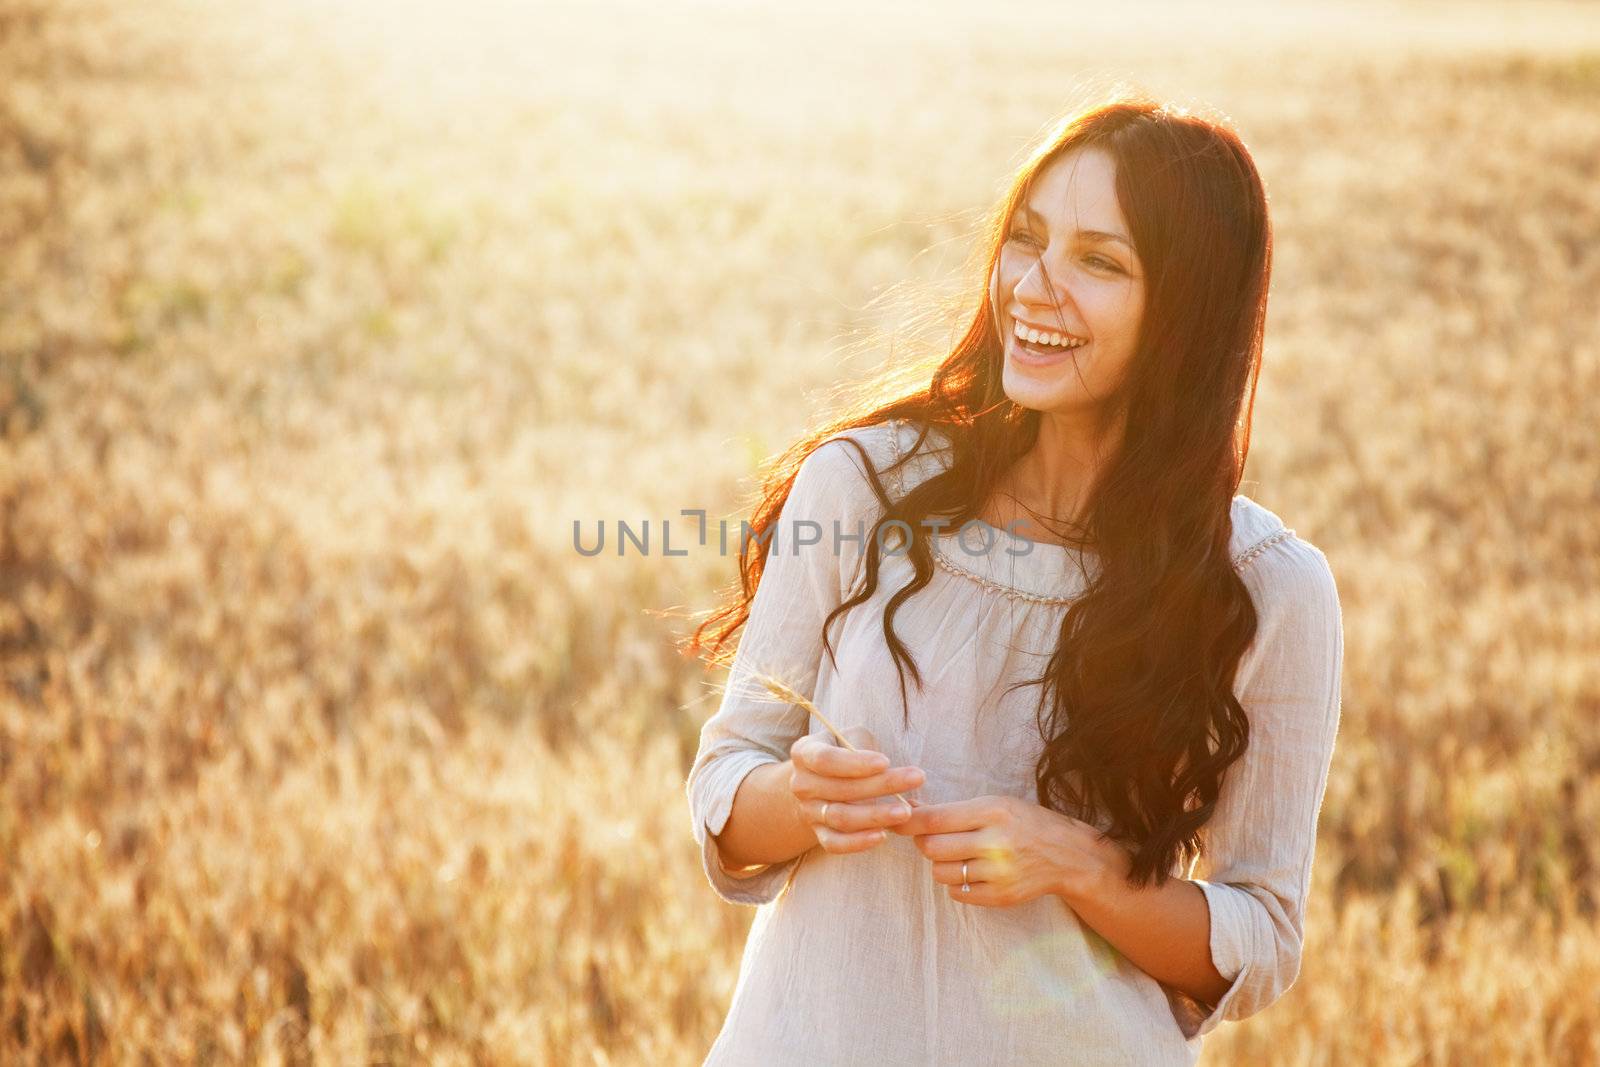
left=683, top=95, right=1344, bottom=1066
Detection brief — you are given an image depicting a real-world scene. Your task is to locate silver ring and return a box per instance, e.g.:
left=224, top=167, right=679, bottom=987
left=820, top=801, right=831, bottom=827
left=961, top=861, right=970, bottom=894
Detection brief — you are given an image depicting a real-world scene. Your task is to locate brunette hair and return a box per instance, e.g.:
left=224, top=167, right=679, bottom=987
left=686, top=93, right=1273, bottom=890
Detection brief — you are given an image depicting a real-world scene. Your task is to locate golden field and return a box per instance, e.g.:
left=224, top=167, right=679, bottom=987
left=2, top=0, right=1598, bottom=1062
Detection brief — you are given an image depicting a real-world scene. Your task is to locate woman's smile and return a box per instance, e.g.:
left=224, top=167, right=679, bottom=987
left=1008, top=320, right=1090, bottom=369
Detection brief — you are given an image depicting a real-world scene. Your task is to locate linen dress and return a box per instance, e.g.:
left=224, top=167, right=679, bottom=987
left=685, top=418, right=1344, bottom=1066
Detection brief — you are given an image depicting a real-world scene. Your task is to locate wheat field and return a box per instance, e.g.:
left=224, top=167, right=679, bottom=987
left=3, top=0, right=1599, bottom=1062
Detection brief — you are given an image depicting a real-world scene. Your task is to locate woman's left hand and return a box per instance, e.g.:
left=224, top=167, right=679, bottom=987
left=890, top=794, right=1131, bottom=907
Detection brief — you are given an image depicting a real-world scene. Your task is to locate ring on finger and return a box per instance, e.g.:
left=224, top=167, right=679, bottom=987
left=961, top=860, right=970, bottom=894
left=820, top=801, right=831, bottom=827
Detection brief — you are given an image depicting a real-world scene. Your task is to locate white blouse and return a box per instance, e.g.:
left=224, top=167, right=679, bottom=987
left=685, top=418, right=1344, bottom=1066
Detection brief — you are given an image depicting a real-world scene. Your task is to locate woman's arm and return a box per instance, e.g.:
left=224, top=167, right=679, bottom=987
left=1061, top=534, right=1345, bottom=1037
left=712, top=758, right=816, bottom=872
left=684, top=431, right=882, bottom=905
left=1056, top=841, right=1233, bottom=1007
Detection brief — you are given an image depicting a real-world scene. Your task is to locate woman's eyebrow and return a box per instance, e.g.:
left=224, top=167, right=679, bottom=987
left=1019, top=202, right=1133, bottom=249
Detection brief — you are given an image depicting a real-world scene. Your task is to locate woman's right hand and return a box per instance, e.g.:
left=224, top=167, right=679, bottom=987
left=789, top=726, right=926, bottom=854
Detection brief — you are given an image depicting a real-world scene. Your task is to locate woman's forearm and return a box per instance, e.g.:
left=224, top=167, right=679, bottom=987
left=712, top=759, right=819, bottom=872
left=1058, top=851, right=1233, bottom=1008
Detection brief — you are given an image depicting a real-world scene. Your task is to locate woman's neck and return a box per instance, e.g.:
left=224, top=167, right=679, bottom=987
left=989, top=409, right=1122, bottom=548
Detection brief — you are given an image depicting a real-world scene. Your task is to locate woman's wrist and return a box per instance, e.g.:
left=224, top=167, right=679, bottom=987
left=778, top=758, right=819, bottom=848
left=1055, top=830, right=1131, bottom=907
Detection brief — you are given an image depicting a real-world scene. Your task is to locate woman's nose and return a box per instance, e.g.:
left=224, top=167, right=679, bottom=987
left=1013, top=253, right=1075, bottom=310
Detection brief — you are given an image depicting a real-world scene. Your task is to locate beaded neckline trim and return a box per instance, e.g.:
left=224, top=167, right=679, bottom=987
left=886, top=417, right=1298, bottom=605
left=930, top=543, right=1081, bottom=605
left=929, top=527, right=1298, bottom=605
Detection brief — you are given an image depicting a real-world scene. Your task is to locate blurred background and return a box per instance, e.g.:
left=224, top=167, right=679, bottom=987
left=3, top=0, right=1598, bottom=1062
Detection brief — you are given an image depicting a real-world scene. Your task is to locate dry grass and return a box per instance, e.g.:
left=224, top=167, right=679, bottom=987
left=2, top=0, right=1598, bottom=1062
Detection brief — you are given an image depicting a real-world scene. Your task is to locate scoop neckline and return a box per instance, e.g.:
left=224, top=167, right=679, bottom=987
left=927, top=527, right=1095, bottom=605
left=882, top=419, right=1096, bottom=604
left=880, top=419, right=1295, bottom=605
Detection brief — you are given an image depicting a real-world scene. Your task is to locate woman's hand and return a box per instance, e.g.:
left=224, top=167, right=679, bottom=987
left=789, top=726, right=926, bottom=855
left=892, top=794, right=1130, bottom=907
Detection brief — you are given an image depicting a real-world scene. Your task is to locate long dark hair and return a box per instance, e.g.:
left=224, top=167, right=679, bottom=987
left=686, top=93, right=1273, bottom=890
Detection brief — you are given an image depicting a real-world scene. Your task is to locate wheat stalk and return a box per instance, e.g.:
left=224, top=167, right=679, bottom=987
left=754, top=672, right=920, bottom=809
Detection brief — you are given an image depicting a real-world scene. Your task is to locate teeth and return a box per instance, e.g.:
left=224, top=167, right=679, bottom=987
left=1013, top=321, right=1086, bottom=348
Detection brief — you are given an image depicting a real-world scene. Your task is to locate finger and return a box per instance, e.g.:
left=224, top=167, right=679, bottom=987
left=810, top=797, right=912, bottom=833
left=815, top=825, right=888, bottom=855
left=930, top=858, right=999, bottom=887
left=791, top=733, right=886, bottom=776
left=794, top=735, right=891, bottom=778
left=792, top=734, right=867, bottom=772
left=946, top=881, right=1009, bottom=907
left=895, top=797, right=999, bottom=837
left=912, top=829, right=998, bottom=862
left=797, top=765, right=925, bottom=803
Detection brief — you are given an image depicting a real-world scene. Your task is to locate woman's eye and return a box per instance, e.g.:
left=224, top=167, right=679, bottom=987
left=1008, top=234, right=1121, bottom=274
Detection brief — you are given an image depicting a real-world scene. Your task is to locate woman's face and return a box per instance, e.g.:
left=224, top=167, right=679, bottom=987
left=991, top=147, right=1146, bottom=417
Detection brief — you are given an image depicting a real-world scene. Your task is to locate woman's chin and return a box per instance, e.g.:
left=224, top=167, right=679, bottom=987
left=1002, top=362, right=1073, bottom=408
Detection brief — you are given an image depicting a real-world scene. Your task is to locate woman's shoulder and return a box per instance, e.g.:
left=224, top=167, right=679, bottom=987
left=883, top=416, right=956, bottom=497
left=806, top=417, right=952, bottom=502
left=1228, top=494, right=1340, bottom=614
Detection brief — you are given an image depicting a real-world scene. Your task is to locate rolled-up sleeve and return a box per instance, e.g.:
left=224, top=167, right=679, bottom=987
left=685, top=432, right=880, bottom=906
left=1174, top=533, right=1345, bottom=1039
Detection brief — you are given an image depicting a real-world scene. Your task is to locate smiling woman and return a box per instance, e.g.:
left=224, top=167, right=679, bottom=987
left=683, top=93, right=1342, bottom=1066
